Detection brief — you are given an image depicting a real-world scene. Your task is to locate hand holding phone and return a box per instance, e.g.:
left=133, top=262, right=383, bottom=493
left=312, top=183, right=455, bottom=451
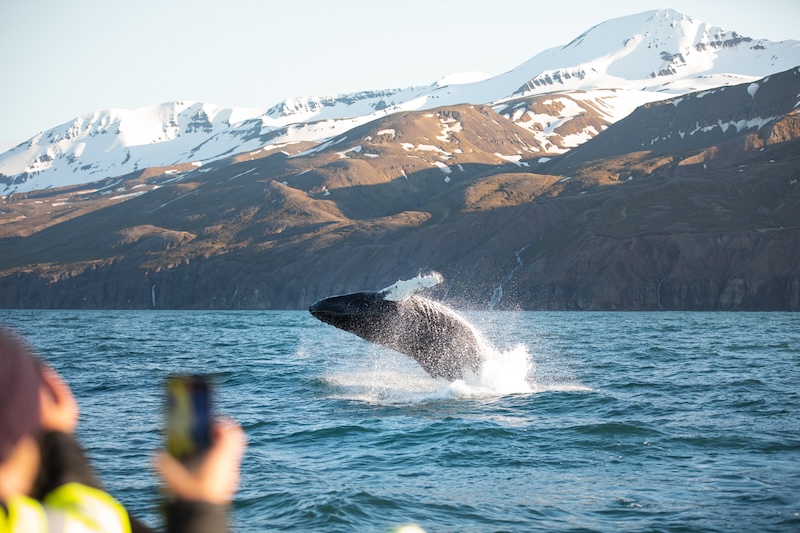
left=165, top=375, right=212, bottom=461
left=159, top=375, right=246, bottom=505
left=157, top=419, right=246, bottom=505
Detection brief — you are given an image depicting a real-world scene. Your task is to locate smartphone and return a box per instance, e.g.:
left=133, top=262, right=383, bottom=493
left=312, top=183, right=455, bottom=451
left=165, top=375, right=212, bottom=461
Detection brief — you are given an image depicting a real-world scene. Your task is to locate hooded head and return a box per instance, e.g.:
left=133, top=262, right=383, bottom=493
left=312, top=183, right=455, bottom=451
left=0, top=327, right=43, bottom=462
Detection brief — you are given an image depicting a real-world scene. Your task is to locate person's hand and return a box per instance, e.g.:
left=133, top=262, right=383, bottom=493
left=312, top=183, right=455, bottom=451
left=155, top=418, right=246, bottom=505
left=38, top=366, right=79, bottom=434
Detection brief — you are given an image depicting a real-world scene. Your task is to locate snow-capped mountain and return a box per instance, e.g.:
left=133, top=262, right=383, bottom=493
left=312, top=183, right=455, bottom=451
left=0, top=102, right=264, bottom=194
left=501, top=9, right=796, bottom=96
left=2, top=8, right=798, bottom=195
left=261, top=9, right=799, bottom=122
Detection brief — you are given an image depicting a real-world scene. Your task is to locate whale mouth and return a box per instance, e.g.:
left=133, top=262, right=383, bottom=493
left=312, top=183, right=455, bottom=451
left=309, top=297, right=351, bottom=318
left=308, top=300, right=323, bottom=314
left=308, top=300, right=335, bottom=318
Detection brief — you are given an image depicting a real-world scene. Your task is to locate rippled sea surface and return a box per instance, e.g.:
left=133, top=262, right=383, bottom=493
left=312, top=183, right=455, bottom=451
left=1, top=310, right=799, bottom=532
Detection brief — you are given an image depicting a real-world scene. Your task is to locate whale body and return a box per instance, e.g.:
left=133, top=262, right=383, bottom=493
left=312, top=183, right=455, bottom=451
left=309, top=276, right=485, bottom=381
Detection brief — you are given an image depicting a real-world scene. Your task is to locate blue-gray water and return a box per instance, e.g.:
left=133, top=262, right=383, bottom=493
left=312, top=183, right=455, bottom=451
left=1, top=310, right=798, bottom=532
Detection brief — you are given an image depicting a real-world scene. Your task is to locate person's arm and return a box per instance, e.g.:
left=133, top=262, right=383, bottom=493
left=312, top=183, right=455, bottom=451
left=164, top=501, right=229, bottom=533
left=156, top=419, right=246, bottom=533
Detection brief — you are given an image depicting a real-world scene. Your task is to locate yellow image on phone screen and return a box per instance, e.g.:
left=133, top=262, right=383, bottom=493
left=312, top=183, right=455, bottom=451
left=166, top=376, right=211, bottom=460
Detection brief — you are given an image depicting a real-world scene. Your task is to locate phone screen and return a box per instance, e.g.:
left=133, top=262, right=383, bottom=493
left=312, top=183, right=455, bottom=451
left=165, top=375, right=212, bottom=460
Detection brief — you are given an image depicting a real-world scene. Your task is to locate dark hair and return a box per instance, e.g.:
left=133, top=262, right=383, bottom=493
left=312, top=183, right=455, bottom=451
left=0, top=327, right=43, bottom=461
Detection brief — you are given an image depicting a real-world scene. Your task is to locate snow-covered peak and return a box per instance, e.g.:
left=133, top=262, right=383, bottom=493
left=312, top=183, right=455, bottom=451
left=0, top=102, right=264, bottom=194
left=60, top=102, right=262, bottom=147
left=258, top=6, right=796, bottom=128
left=506, top=8, right=799, bottom=97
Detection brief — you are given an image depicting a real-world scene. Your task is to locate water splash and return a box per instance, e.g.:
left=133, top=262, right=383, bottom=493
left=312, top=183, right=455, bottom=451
left=449, top=344, right=535, bottom=397
left=322, top=342, right=588, bottom=404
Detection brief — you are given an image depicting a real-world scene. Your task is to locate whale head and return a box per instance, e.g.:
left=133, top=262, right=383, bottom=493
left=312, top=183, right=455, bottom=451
left=309, top=291, right=399, bottom=340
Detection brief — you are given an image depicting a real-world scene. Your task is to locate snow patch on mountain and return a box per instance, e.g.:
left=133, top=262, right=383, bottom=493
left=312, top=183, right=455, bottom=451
left=435, top=72, right=492, bottom=86
left=497, top=89, right=666, bottom=153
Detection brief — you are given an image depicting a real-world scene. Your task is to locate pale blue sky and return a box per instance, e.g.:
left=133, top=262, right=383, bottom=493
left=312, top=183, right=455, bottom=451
left=1, top=0, right=798, bottom=152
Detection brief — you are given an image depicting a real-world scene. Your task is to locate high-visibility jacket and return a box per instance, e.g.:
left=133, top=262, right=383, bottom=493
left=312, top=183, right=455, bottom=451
left=0, top=482, right=130, bottom=533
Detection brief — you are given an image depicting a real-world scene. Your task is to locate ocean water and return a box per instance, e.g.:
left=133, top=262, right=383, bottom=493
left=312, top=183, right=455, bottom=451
left=1, top=309, right=798, bottom=532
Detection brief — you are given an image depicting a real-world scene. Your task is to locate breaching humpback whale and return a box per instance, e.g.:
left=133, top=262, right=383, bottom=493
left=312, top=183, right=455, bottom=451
left=309, top=273, right=486, bottom=381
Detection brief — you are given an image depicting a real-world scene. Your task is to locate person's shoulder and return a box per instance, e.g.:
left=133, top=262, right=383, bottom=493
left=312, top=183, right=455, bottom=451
left=43, top=482, right=131, bottom=533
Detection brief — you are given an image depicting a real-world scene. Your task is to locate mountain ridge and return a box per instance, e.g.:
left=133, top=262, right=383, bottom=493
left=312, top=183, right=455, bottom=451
left=1, top=66, right=798, bottom=310
left=2, top=8, right=798, bottom=196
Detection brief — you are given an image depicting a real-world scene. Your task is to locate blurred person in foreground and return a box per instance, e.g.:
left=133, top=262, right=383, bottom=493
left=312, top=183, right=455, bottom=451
left=0, top=326, right=246, bottom=533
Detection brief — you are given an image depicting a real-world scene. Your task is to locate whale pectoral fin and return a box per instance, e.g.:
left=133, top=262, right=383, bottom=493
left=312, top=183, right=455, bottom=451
left=379, top=273, right=443, bottom=302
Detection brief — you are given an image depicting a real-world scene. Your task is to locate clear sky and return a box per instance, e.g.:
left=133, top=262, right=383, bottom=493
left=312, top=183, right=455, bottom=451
left=1, top=0, right=798, bottom=153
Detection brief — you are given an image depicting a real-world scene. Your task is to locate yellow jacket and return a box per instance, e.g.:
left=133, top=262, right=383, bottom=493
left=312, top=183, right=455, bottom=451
left=0, top=482, right=130, bottom=533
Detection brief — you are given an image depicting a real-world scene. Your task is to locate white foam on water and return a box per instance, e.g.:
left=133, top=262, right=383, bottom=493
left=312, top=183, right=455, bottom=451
left=322, top=342, right=590, bottom=405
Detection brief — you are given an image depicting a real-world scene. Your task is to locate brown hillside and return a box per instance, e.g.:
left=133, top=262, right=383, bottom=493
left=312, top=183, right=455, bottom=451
left=1, top=74, right=799, bottom=310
